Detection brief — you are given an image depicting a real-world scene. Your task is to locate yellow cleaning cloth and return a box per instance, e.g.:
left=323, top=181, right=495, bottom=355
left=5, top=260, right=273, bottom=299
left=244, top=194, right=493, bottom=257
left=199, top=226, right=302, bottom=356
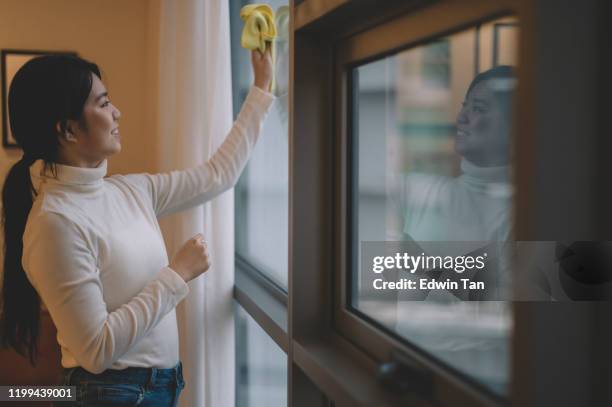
left=240, top=4, right=278, bottom=92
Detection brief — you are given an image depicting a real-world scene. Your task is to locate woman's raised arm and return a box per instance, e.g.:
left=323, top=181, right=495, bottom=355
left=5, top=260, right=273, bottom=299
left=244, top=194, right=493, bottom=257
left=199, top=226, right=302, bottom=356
left=123, top=85, right=274, bottom=218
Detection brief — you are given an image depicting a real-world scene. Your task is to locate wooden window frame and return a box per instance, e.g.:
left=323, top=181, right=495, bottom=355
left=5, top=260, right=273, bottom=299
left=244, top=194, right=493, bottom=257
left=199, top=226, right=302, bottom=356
left=333, top=1, right=518, bottom=406
left=234, top=0, right=612, bottom=406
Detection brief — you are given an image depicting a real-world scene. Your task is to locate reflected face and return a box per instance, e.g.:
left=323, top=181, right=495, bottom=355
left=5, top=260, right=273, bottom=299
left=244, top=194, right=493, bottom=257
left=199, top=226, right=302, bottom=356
left=455, top=80, right=509, bottom=166
left=72, top=74, right=122, bottom=161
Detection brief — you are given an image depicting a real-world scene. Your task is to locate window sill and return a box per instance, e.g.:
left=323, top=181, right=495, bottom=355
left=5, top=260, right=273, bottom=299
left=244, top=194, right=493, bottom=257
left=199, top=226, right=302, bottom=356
left=234, top=259, right=289, bottom=352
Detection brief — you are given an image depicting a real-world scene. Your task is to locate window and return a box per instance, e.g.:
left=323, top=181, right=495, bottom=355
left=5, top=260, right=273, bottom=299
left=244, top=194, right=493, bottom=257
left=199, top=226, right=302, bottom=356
left=235, top=304, right=287, bottom=407
left=229, top=0, right=607, bottom=405
left=349, top=17, right=518, bottom=395
left=230, top=0, right=290, bottom=289
left=230, top=1, right=290, bottom=405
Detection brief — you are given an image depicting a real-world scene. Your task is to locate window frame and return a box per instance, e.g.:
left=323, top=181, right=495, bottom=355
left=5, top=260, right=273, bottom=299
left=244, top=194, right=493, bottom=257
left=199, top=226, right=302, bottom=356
left=332, top=1, right=518, bottom=405
left=232, top=0, right=612, bottom=406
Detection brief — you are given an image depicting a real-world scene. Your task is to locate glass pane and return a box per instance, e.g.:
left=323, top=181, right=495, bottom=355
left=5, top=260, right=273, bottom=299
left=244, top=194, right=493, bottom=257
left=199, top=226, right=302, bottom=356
left=230, top=0, right=290, bottom=288
left=235, top=303, right=287, bottom=407
left=351, top=17, right=518, bottom=395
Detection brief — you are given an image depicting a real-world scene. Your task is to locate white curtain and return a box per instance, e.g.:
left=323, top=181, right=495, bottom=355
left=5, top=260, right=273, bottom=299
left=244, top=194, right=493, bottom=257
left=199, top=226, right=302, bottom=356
left=155, top=1, right=235, bottom=406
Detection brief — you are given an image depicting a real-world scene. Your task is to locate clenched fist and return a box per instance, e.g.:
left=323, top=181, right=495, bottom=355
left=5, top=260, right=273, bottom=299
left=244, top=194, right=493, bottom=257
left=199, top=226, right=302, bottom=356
left=169, top=234, right=211, bottom=282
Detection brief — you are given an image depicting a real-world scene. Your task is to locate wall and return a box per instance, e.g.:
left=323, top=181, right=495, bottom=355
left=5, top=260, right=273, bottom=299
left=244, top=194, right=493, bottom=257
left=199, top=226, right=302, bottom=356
left=0, top=0, right=159, bottom=177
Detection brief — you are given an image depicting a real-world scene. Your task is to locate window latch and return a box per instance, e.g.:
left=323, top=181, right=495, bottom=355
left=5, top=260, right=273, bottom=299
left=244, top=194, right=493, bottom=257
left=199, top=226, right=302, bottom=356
left=377, top=352, right=434, bottom=397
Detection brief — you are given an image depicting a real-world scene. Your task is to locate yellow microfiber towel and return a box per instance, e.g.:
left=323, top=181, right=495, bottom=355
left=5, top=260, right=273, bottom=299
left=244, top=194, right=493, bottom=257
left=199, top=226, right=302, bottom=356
left=240, top=4, right=278, bottom=93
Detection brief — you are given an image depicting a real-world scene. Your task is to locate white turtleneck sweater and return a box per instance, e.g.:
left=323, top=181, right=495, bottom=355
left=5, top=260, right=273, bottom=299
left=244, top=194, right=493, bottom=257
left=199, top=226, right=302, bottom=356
left=395, top=158, right=512, bottom=297
left=394, top=159, right=513, bottom=390
left=399, top=158, right=512, bottom=244
left=21, top=86, right=274, bottom=374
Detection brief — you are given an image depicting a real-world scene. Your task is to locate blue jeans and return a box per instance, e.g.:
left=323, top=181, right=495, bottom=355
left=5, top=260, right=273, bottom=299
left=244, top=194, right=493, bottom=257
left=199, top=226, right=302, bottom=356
left=53, top=361, right=185, bottom=406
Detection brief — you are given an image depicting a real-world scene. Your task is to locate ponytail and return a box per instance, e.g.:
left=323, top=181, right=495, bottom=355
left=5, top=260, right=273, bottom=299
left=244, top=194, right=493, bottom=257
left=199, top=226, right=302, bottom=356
left=0, top=54, right=100, bottom=365
left=1, top=155, right=40, bottom=364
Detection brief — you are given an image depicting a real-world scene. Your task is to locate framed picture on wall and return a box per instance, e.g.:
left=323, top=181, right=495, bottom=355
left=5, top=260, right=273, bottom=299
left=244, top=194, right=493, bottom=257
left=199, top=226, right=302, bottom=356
left=1, top=49, right=77, bottom=149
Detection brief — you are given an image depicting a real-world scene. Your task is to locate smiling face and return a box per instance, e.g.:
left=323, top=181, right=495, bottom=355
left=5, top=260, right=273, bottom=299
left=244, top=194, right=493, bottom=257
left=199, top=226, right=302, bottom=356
left=62, top=73, right=122, bottom=166
left=455, top=79, right=510, bottom=167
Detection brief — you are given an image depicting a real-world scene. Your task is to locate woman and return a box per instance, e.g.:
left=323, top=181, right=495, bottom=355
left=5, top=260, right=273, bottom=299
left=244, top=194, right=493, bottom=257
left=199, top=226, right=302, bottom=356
left=394, top=66, right=515, bottom=391
left=397, top=65, right=515, bottom=245
left=392, top=66, right=516, bottom=299
left=0, top=49, right=273, bottom=406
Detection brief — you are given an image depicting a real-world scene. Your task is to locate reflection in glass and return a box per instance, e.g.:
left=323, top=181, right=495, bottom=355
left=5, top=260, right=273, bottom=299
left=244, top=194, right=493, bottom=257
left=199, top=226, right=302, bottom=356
left=235, top=303, right=287, bottom=407
left=230, top=0, right=289, bottom=288
left=351, top=18, right=518, bottom=394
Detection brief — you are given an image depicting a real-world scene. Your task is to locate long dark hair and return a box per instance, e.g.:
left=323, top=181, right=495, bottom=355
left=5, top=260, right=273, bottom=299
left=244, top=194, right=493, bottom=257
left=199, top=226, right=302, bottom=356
left=466, top=65, right=516, bottom=120
left=0, top=55, right=100, bottom=364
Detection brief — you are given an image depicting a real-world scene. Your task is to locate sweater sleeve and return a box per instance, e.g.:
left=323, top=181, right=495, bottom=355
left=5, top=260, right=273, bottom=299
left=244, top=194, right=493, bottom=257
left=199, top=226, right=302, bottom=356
left=124, top=86, right=275, bottom=218
left=22, top=211, right=189, bottom=374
